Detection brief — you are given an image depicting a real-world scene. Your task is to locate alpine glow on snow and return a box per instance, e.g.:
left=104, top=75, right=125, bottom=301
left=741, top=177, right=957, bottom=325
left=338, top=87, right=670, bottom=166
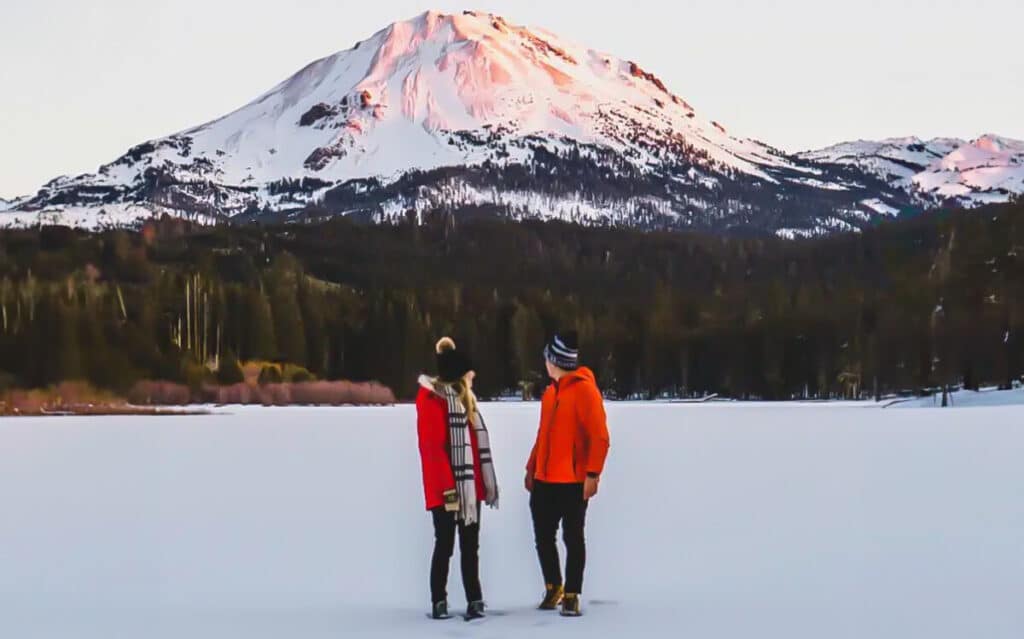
left=4, top=11, right=1022, bottom=234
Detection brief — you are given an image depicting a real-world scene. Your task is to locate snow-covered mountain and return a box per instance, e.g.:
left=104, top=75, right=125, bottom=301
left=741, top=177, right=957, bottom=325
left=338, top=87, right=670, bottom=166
left=798, top=137, right=964, bottom=187
left=913, top=135, right=1024, bottom=205
left=0, top=196, right=28, bottom=215
left=798, top=134, right=1024, bottom=208
left=2, top=10, right=1019, bottom=236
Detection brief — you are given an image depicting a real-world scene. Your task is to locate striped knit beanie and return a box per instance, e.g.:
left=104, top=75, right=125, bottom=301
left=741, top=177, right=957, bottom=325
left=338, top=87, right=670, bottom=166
left=544, top=331, right=579, bottom=371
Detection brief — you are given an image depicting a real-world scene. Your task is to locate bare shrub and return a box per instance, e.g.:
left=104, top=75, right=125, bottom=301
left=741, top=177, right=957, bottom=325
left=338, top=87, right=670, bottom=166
left=263, top=383, right=292, bottom=406
left=240, top=362, right=263, bottom=385
left=289, top=381, right=340, bottom=405
left=287, top=380, right=395, bottom=405
left=52, top=381, right=120, bottom=406
left=128, top=380, right=192, bottom=405
left=215, top=383, right=255, bottom=405
left=5, top=389, right=49, bottom=414
left=3, top=378, right=395, bottom=413
left=361, top=381, right=397, bottom=405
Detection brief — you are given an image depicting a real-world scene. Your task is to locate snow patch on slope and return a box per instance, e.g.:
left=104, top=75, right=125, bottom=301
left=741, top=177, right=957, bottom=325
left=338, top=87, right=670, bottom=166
left=860, top=198, right=900, bottom=216
left=371, top=180, right=683, bottom=226
left=0, top=204, right=216, bottom=230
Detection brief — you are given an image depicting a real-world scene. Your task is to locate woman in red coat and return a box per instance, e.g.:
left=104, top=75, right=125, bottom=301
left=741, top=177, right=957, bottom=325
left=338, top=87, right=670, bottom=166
left=417, top=337, right=499, bottom=621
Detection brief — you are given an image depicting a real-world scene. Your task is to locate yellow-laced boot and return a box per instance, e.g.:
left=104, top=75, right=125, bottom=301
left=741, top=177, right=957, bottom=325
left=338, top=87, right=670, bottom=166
left=560, top=593, right=582, bottom=617
left=538, top=584, right=564, bottom=610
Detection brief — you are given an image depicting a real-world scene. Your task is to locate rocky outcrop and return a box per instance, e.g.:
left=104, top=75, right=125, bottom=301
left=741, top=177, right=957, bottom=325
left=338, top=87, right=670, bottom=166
left=299, top=103, right=338, bottom=127
left=628, top=61, right=669, bottom=94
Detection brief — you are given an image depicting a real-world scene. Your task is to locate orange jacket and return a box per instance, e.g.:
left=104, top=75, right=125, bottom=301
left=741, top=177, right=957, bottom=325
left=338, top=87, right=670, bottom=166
left=526, top=367, right=610, bottom=483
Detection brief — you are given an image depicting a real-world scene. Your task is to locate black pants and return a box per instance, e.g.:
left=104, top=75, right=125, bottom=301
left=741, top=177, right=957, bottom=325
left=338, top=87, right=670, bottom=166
left=430, top=507, right=482, bottom=604
left=530, top=480, right=589, bottom=594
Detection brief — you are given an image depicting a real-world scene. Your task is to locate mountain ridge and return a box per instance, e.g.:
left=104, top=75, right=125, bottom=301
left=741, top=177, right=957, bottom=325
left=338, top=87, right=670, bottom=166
left=3, top=10, right=1021, bottom=236
left=797, top=134, right=1024, bottom=208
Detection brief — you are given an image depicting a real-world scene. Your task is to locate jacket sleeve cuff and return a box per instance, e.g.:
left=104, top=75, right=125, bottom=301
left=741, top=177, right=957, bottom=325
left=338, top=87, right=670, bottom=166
left=586, top=471, right=600, bottom=479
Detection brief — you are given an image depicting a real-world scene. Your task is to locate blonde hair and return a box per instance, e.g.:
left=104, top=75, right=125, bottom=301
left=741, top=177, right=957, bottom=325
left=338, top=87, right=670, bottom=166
left=439, top=377, right=478, bottom=420
left=434, top=336, right=478, bottom=419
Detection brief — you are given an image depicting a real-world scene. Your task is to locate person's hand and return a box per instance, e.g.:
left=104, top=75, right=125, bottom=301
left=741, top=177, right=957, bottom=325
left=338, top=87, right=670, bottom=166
left=525, top=472, right=534, bottom=493
left=583, top=475, right=599, bottom=500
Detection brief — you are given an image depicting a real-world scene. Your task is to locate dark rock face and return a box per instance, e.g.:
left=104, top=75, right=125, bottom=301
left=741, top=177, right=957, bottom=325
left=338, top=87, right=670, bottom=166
left=628, top=61, right=669, bottom=94
left=299, top=103, right=338, bottom=127
left=13, top=125, right=919, bottom=238
left=304, top=145, right=347, bottom=171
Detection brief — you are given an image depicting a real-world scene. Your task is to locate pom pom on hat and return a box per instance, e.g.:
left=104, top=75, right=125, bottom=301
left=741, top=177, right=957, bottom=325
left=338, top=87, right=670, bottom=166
left=436, top=336, right=456, bottom=354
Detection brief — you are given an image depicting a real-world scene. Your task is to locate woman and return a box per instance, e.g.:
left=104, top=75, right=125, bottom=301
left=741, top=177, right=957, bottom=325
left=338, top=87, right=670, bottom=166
left=416, top=337, right=499, bottom=620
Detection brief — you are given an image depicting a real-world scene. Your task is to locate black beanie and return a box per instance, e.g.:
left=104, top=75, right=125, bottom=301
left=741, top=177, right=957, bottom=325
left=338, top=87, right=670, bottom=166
left=544, top=330, right=579, bottom=371
left=435, top=337, right=473, bottom=383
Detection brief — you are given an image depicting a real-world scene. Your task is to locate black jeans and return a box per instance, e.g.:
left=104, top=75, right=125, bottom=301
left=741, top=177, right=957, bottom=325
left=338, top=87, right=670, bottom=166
left=530, top=480, right=589, bottom=594
left=430, top=507, right=482, bottom=604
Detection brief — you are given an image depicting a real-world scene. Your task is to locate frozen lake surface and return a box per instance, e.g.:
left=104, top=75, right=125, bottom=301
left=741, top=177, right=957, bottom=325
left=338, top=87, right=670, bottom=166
left=1, top=401, right=1021, bottom=638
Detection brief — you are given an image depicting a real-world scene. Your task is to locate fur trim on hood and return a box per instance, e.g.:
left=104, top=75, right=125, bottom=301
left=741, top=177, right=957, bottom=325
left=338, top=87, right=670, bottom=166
left=418, top=374, right=437, bottom=393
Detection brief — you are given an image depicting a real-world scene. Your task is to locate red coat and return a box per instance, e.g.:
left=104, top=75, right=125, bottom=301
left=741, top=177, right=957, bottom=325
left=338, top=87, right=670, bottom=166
left=416, top=380, right=485, bottom=511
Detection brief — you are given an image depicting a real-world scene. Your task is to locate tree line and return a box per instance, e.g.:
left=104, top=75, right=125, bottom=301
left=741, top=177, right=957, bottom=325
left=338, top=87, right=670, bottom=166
left=1, top=199, right=1022, bottom=400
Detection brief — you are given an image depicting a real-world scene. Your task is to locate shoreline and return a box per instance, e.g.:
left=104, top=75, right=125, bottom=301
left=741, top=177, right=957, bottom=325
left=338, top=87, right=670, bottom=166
left=2, top=405, right=212, bottom=418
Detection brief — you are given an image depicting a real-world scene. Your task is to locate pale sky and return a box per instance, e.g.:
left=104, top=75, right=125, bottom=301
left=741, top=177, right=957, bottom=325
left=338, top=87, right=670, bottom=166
left=1, top=0, right=1022, bottom=198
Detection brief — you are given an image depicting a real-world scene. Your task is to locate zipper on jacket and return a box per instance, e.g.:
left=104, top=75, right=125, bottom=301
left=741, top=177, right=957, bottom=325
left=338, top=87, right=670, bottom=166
left=543, top=382, right=560, bottom=479
left=543, top=400, right=559, bottom=479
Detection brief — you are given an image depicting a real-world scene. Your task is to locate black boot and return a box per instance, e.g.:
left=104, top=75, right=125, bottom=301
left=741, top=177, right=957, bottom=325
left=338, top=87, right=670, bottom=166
left=431, top=600, right=452, bottom=620
left=465, top=600, right=486, bottom=620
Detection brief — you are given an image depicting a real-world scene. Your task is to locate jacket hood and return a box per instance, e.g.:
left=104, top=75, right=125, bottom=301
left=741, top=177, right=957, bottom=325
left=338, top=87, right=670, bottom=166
left=418, top=374, right=466, bottom=396
left=556, top=366, right=596, bottom=388
left=418, top=374, right=437, bottom=393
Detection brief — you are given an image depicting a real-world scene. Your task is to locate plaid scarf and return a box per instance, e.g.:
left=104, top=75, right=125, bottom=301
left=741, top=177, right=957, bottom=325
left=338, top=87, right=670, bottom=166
left=439, top=384, right=499, bottom=525
left=474, top=411, right=499, bottom=511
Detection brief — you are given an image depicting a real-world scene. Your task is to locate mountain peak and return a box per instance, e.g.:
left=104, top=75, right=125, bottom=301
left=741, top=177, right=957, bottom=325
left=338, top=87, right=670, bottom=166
left=96, top=6, right=792, bottom=193
left=4, top=12, right=1022, bottom=236
left=970, top=133, right=1024, bottom=154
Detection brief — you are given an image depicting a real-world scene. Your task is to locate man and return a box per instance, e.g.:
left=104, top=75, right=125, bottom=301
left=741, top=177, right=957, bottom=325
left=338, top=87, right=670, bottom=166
left=525, top=331, right=610, bottom=617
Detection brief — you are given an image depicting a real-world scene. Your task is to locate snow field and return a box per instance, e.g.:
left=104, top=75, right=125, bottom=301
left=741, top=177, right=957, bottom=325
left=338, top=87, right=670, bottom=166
left=0, top=401, right=1021, bottom=638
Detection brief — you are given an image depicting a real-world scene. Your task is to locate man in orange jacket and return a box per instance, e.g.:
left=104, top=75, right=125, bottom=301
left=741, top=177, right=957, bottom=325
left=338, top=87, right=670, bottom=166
left=525, top=331, right=610, bottom=617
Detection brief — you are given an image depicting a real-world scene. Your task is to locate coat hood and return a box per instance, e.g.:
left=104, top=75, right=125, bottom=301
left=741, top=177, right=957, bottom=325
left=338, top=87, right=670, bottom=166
left=554, top=366, right=597, bottom=389
left=418, top=374, right=437, bottom=393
